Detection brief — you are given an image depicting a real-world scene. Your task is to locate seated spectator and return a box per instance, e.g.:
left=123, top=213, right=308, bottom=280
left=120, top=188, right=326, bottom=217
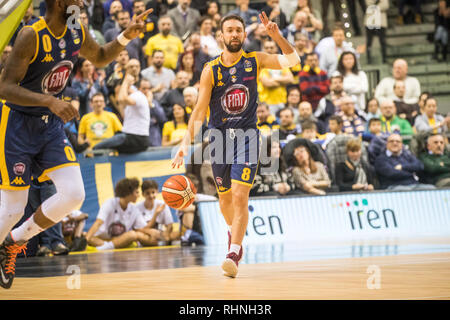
left=365, top=98, right=382, bottom=124
left=86, top=178, right=160, bottom=250
left=136, top=180, right=177, bottom=243
left=94, top=75, right=150, bottom=153
left=141, top=50, right=176, bottom=102
left=414, top=97, right=450, bottom=134
left=103, top=0, right=133, bottom=18
left=0, top=45, right=12, bottom=73
left=338, top=51, right=368, bottom=114
left=292, top=145, right=331, bottom=195
left=106, top=49, right=129, bottom=92
left=366, top=117, right=384, bottom=141
left=335, top=138, right=376, bottom=192
left=295, top=0, right=324, bottom=42
left=104, top=10, right=143, bottom=62
left=290, top=32, right=311, bottom=86
left=419, top=134, right=450, bottom=187
left=62, top=210, right=89, bottom=252
left=72, top=58, right=108, bottom=116
left=262, top=0, right=289, bottom=30
left=80, top=8, right=105, bottom=46
left=318, top=24, right=358, bottom=76
left=298, top=101, right=325, bottom=134
left=337, top=96, right=366, bottom=137
left=178, top=51, right=201, bottom=87
left=393, top=80, right=420, bottom=126
left=137, top=79, right=167, bottom=147
left=229, top=0, right=260, bottom=27
left=365, top=0, right=389, bottom=64
left=102, top=0, right=122, bottom=34
left=278, top=107, right=301, bottom=141
left=397, top=0, right=422, bottom=25
left=374, top=133, right=435, bottom=191
left=183, top=86, right=199, bottom=115
left=78, top=93, right=123, bottom=149
left=162, top=104, right=189, bottom=146
left=284, top=87, right=302, bottom=120
left=433, top=0, right=450, bottom=62
left=244, top=23, right=268, bottom=52
left=283, top=11, right=310, bottom=45
left=160, top=70, right=191, bottom=118
left=375, top=59, right=421, bottom=105
left=205, top=1, right=222, bottom=32
left=184, top=32, right=211, bottom=75
left=379, top=100, right=414, bottom=137
left=258, top=39, right=295, bottom=115
left=299, top=52, right=330, bottom=112
left=257, top=103, right=280, bottom=137
left=145, top=15, right=184, bottom=70
left=315, top=72, right=345, bottom=124
left=251, top=137, right=298, bottom=196
left=199, top=16, right=221, bottom=58
left=320, top=115, right=344, bottom=148
left=132, top=0, right=158, bottom=44
left=418, top=91, right=430, bottom=115
left=300, top=120, right=324, bottom=148
left=168, top=0, right=201, bottom=41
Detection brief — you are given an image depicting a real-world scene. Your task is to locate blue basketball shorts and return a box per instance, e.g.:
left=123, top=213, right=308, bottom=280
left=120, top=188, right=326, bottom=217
left=0, top=104, right=79, bottom=190
left=208, top=127, right=261, bottom=194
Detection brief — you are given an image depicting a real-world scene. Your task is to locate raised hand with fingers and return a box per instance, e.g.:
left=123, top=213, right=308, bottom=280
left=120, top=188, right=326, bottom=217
left=123, top=8, right=154, bottom=40
left=259, top=11, right=280, bottom=39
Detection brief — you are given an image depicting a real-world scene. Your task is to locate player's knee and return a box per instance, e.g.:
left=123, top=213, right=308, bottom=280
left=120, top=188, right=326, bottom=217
left=231, top=190, right=248, bottom=206
left=61, top=182, right=85, bottom=208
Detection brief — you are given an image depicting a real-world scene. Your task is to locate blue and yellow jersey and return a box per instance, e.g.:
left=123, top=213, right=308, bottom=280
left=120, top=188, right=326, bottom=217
left=4, top=17, right=85, bottom=116
left=208, top=51, right=259, bottom=130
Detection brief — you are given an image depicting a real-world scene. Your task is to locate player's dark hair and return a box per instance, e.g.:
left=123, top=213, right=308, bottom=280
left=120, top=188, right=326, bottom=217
left=115, top=178, right=140, bottom=198
left=329, top=115, right=343, bottom=126
left=220, top=14, right=246, bottom=32
left=141, top=180, right=159, bottom=193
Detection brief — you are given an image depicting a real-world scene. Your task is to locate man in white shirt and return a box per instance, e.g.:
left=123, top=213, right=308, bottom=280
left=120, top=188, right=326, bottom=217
left=93, top=72, right=150, bottom=153
left=86, top=178, right=160, bottom=250
left=135, top=180, right=176, bottom=243
left=375, top=59, right=421, bottom=105
left=318, top=24, right=358, bottom=75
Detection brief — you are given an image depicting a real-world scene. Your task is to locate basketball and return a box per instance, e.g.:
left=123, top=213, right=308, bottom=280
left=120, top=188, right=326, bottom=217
left=162, top=175, right=197, bottom=210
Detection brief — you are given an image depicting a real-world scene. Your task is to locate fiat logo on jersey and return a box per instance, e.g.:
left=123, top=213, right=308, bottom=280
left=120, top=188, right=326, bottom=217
left=41, top=61, right=73, bottom=95
left=221, top=84, right=249, bottom=115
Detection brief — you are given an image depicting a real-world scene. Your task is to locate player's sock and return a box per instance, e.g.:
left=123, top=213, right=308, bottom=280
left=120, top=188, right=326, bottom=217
left=181, top=229, right=192, bottom=242
left=10, top=216, right=44, bottom=243
left=229, top=244, right=241, bottom=255
left=97, top=241, right=114, bottom=250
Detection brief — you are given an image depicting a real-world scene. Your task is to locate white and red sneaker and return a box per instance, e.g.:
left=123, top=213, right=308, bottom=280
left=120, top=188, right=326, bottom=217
left=227, top=231, right=243, bottom=262
left=222, top=252, right=240, bottom=278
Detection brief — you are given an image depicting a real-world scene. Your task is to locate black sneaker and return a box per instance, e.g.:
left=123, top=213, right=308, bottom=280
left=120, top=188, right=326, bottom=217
left=52, top=243, right=69, bottom=256
left=36, top=245, right=52, bottom=257
left=70, top=237, right=87, bottom=252
left=0, top=234, right=27, bottom=289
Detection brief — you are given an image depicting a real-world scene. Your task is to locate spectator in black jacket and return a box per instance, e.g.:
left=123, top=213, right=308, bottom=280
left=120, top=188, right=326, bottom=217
left=335, top=138, right=376, bottom=192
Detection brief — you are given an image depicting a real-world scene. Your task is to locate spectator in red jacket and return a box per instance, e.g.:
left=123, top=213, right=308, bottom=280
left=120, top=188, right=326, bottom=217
left=299, top=52, right=330, bottom=112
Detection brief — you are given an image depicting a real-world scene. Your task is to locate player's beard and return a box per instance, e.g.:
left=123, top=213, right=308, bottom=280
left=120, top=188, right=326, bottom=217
left=224, top=39, right=243, bottom=53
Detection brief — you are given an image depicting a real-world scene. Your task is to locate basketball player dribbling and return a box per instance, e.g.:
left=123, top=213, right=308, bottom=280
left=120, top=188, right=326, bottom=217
left=172, top=13, right=300, bottom=278
left=0, top=0, right=152, bottom=289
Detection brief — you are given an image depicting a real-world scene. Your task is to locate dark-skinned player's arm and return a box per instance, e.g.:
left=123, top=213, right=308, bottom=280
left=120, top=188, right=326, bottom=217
left=80, top=9, right=153, bottom=68
left=171, top=65, right=213, bottom=169
left=256, top=11, right=300, bottom=70
left=0, top=27, right=78, bottom=123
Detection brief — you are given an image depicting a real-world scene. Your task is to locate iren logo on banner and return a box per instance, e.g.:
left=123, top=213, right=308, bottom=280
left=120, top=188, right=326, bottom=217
left=334, top=199, right=398, bottom=230
left=245, top=205, right=283, bottom=236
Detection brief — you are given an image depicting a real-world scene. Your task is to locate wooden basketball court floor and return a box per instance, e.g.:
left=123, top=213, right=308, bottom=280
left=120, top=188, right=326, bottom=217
left=1, top=236, right=450, bottom=300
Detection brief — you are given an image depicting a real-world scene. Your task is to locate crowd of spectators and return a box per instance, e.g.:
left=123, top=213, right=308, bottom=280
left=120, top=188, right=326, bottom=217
left=2, top=0, right=450, bottom=252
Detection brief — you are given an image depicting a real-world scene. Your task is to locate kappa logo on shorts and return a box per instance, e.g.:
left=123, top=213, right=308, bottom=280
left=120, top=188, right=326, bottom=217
left=11, top=177, right=25, bottom=185
left=13, top=162, right=26, bottom=176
